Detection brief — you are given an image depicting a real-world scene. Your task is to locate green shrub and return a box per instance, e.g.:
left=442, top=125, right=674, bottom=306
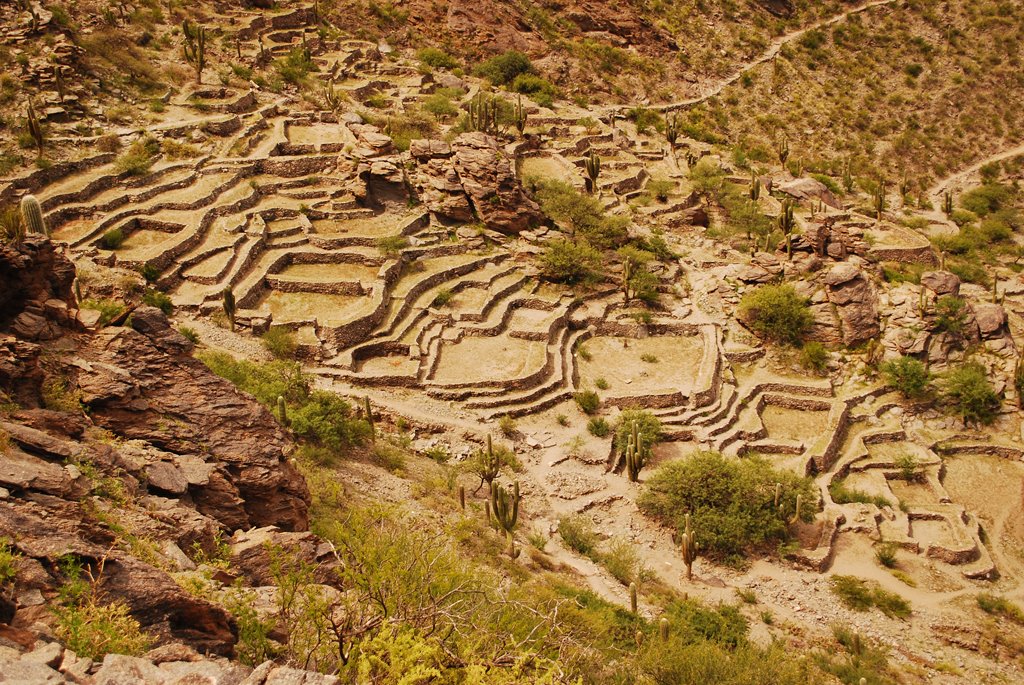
left=541, top=238, right=603, bottom=284
left=53, top=558, right=152, bottom=660
left=423, top=93, right=458, bottom=120
left=613, top=410, right=661, bottom=454
left=574, top=389, right=600, bottom=414
left=177, top=326, right=199, bottom=344
left=942, top=361, right=1000, bottom=425
left=431, top=288, right=453, bottom=307
left=933, top=295, right=967, bottom=335
left=960, top=183, right=1013, bottom=216
left=290, top=391, right=372, bottom=453
left=198, top=351, right=309, bottom=406
left=880, top=356, right=929, bottom=398
left=977, top=593, right=1024, bottom=625
left=601, top=537, right=645, bottom=585
left=829, top=478, right=889, bottom=508
left=498, top=414, right=517, bottom=437
left=42, top=376, right=81, bottom=413
left=530, top=178, right=629, bottom=249
left=377, top=234, right=409, bottom=257
left=587, top=416, right=610, bottom=437
left=262, top=326, right=298, bottom=359
left=81, top=298, right=126, bottom=326
left=594, top=377, right=609, bottom=390
left=830, top=575, right=911, bottom=619
left=274, top=47, right=316, bottom=86
left=0, top=538, right=19, bottom=585
left=510, top=73, right=557, bottom=108
left=383, top=109, right=438, bottom=151
left=875, top=542, right=899, bottom=568
left=100, top=228, right=125, bottom=250
left=475, top=50, right=532, bottom=85
left=638, top=451, right=816, bottom=564
left=625, top=106, right=663, bottom=134
left=738, top=284, right=813, bottom=346
left=141, top=288, right=173, bottom=315
left=558, top=514, right=599, bottom=557
left=810, top=173, right=842, bottom=194
left=114, top=136, right=158, bottom=176
left=799, top=342, right=829, bottom=373
left=417, top=47, right=458, bottom=69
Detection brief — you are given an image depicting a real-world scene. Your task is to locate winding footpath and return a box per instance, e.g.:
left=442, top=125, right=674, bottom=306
left=603, top=0, right=900, bottom=115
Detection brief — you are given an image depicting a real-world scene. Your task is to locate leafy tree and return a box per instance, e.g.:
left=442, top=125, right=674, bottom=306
left=942, top=361, right=1000, bottom=425
left=638, top=451, right=816, bottom=564
left=530, top=178, right=628, bottom=248
left=689, top=157, right=725, bottom=204
left=738, top=284, right=813, bottom=346
left=540, top=238, right=603, bottom=284
left=933, top=295, right=968, bottom=335
left=881, top=356, right=929, bottom=398
left=475, top=50, right=532, bottom=85
left=290, top=391, right=372, bottom=452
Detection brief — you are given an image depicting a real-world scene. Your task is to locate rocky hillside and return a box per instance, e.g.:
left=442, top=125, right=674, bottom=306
left=3, top=1, right=1024, bottom=684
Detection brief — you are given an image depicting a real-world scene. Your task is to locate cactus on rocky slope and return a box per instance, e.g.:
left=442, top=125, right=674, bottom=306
left=20, top=195, right=46, bottom=237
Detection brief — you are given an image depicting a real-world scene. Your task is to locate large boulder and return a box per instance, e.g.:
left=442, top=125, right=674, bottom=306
left=777, top=176, right=840, bottom=209
left=822, top=263, right=880, bottom=346
left=77, top=307, right=310, bottom=532
left=0, top=237, right=78, bottom=340
left=920, top=270, right=960, bottom=297
left=451, top=133, right=543, bottom=234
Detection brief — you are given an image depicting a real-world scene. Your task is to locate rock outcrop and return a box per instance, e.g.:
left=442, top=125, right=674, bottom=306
left=823, top=263, right=881, bottom=347
left=451, top=133, right=543, bottom=234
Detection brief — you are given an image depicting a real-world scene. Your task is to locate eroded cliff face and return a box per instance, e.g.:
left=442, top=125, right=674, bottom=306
left=0, top=238, right=311, bottom=659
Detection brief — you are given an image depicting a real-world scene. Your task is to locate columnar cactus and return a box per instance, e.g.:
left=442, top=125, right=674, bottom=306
left=791, top=494, right=803, bottom=524
left=681, top=513, right=697, bottom=580
left=943, top=191, right=953, bottom=216
left=873, top=181, right=886, bottom=221
left=659, top=617, right=669, bottom=642
left=277, top=395, right=289, bottom=426
left=773, top=482, right=782, bottom=508
left=629, top=582, right=638, bottom=614
left=222, top=288, right=236, bottom=331
left=622, top=259, right=632, bottom=303
left=776, top=135, right=789, bottom=165
left=843, top=160, right=854, bottom=193
left=625, top=420, right=646, bottom=482
left=458, top=485, right=465, bottom=510
left=26, top=101, right=43, bottom=157
left=664, top=113, right=679, bottom=149
left=20, top=195, right=46, bottom=236
left=513, top=95, right=526, bottom=137
left=182, top=19, right=207, bottom=84
left=584, top=152, right=601, bottom=194
left=749, top=174, right=761, bottom=202
left=777, top=199, right=795, bottom=260
left=475, top=434, right=501, bottom=493
left=363, top=396, right=375, bottom=443
left=468, top=93, right=498, bottom=135
left=54, top=66, right=65, bottom=105
left=490, top=480, right=521, bottom=558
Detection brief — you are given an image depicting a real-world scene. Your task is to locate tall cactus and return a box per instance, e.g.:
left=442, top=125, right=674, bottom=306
left=776, top=135, right=789, bottom=165
left=625, top=420, right=646, bottom=482
left=659, top=617, right=670, bottom=642
left=791, top=494, right=804, bottom=524
left=26, top=101, right=43, bottom=157
left=773, top=482, right=782, bottom=508
left=622, top=258, right=633, bottom=303
left=777, top=199, right=795, bottom=260
left=873, top=181, right=886, bottom=221
left=943, top=191, right=953, bottom=216
left=681, top=513, right=697, bottom=580
left=277, top=395, right=289, bottom=426
left=54, top=66, right=65, bottom=105
left=182, top=19, right=207, bottom=84
left=363, top=396, right=376, bottom=443
left=749, top=173, right=761, bottom=201
left=221, top=288, right=236, bottom=331
left=842, top=159, right=854, bottom=193
left=20, top=195, right=47, bottom=236
left=629, top=582, right=638, bottom=614
left=584, top=151, right=601, bottom=194
left=491, top=480, right=521, bottom=558
left=513, top=95, right=527, bottom=137
left=475, top=434, right=501, bottom=493
left=664, top=113, right=679, bottom=149
left=467, top=93, right=498, bottom=135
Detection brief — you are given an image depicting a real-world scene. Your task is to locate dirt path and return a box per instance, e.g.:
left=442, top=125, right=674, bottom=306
left=926, top=143, right=1024, bottom=202
left=602, top=0, right=898, bottom=115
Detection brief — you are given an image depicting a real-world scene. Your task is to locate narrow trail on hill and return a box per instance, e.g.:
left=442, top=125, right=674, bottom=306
left=927, top=143, right=1024, bottom=201
left=603, top=0, right=899, bottom=115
